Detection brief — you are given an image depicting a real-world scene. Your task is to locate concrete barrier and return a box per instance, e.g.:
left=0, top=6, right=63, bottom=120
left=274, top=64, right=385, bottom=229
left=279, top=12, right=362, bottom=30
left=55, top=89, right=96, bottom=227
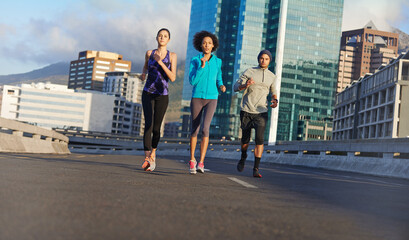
left=0, top=117, right=70, bottom=154
left=61, top=131, right=409, bottom=179
left=157, top=140, right=409, bottom=180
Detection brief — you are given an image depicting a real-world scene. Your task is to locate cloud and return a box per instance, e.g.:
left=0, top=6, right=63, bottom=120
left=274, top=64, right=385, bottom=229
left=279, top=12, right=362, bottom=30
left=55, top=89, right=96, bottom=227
left=342, top=0, right=409, bottom=31
left=0, top=23, right=16, bottom=39
left=0, top=0, right=191, bottom=73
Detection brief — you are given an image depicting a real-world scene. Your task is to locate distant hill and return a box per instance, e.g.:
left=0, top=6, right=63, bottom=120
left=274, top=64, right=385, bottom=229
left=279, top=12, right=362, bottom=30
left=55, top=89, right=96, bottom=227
left=392, top=27, right=409, bottom=54
left=0, top=62, right=70, bottom=86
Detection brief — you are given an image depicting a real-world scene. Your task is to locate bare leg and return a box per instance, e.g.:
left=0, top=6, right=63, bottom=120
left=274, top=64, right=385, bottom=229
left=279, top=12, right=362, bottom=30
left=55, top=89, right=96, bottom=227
left=254, top=144, right=263, bottom=158
left=144, top=150, right=151, bottom=159
left=150, top=148, right=157, bottom=161
left=190, top=136, right=197, bottom=161
left=199, top=137, right=209, bottom=163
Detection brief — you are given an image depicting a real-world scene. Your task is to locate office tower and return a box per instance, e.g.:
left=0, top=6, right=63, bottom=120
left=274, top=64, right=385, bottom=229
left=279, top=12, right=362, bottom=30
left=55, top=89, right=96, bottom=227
left=68, top=51, right=132, bottom=91
left=1, top=83, right=115, bottom=132
left=103, top=72, right=145, bottom=136
left=182, top=0, right=343, bottom=142
left=337, top=22, right=399, bottom=93
left=180, top=0, right=219, bottom=138
left=333, top=52, right=409, bottom=140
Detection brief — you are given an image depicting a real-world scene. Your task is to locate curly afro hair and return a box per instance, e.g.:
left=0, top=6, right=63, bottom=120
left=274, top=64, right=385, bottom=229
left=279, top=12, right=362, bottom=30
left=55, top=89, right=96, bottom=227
left=193, top=31, right=219, bottom=52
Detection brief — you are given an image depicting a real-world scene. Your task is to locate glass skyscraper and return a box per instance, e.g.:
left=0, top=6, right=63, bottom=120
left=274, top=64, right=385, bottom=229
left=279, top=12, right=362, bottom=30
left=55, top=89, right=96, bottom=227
left=182, top=0, right=344, bottom=142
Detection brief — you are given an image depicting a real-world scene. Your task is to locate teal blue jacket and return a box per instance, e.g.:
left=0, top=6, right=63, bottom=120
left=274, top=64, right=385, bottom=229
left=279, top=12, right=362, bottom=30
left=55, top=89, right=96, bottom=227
left=189, top=53, right=223, bottom=99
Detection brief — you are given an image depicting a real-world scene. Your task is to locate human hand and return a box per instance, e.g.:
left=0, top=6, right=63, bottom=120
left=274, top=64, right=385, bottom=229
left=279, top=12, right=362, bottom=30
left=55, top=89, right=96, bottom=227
left=246, top=78, right=255, bottom=87
left=200, top=56, right=209, bottom=68
left=220, top=85, right=226, bottom=93
left=141, top=73, right=146, bottom=81
left=270, top=99, right=278, bottom=108
left=153, top=51, right=162, bottom=62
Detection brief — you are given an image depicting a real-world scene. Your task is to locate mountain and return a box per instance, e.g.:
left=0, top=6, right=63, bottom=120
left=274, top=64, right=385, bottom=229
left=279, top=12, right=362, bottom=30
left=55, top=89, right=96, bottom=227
left=0, top=62, right=70, bottom=86
left=392, top=27, right=409, bottom=54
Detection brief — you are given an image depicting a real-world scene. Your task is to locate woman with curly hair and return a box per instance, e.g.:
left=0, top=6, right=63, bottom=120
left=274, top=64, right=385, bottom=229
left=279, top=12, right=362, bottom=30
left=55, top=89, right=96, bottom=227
left=140, top=28, right=177, bottom=172
left=188, top=30, right=226, bottom=174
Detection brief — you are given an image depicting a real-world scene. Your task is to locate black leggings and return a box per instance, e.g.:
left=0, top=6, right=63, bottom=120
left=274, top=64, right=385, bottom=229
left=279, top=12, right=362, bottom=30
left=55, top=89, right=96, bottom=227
left=142, top=91, right=169, bottom=151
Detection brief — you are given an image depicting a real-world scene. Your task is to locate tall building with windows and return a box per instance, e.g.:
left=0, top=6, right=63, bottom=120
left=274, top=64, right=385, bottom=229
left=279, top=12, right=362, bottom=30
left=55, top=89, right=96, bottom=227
left=333, top=52, right=409, bottom=140
left=182, top=0, right=343, bottom=142
left=103, top=72, right=145, bottom=136
left=68, top=51, right=132, bottom=91
left=337, top=22, right=399, bottom=93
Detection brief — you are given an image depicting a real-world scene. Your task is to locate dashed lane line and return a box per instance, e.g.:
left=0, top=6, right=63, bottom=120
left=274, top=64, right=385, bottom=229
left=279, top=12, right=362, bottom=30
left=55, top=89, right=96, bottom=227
left=228, top=177, right=258, bottom=189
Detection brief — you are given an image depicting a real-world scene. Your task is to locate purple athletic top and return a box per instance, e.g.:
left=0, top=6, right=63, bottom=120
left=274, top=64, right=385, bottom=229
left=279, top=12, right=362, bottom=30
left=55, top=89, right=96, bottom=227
left=143, top=49, right=171, bottom=95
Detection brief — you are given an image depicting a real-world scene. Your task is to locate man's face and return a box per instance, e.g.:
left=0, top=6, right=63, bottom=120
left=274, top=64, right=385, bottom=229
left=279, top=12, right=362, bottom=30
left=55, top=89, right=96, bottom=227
left=258, top=54, right=271, bottom=69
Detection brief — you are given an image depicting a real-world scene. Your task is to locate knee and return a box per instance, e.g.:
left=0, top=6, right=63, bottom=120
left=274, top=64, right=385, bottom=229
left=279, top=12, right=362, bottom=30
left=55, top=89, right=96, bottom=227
left=255, top=134, right=265, bottom=145
left=152, top=128, right=160, bottom=136
left=202, top=129, right=209, bottom=137
left=191, top=128, right=199, bottom=137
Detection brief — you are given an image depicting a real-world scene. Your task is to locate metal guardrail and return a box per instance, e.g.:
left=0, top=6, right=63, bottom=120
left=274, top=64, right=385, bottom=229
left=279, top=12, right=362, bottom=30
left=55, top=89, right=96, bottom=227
left=58, top=129, right=409, bottom=159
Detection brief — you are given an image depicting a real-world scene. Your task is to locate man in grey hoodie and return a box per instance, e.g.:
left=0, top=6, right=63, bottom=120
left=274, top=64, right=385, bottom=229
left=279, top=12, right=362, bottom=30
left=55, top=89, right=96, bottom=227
left=233, top=50, right=278, bottom=178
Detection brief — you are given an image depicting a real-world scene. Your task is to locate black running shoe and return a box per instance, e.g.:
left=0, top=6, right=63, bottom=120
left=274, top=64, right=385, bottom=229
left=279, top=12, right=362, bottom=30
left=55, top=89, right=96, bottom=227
left=237, top=159, right=245, bottom=172
left=253, top=168, right=262, bottom=178
left=237, top=152, right=247, bottom=172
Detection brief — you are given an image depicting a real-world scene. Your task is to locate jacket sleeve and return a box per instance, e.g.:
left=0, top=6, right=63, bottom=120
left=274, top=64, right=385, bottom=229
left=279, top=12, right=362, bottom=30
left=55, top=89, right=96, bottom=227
left=216, top=58, right=223, bottom=88
left=189, top=57, right=205, bottom=86
left=233, top=69, right=250, bottom=92
left=270, top=74, right=278, bottom=96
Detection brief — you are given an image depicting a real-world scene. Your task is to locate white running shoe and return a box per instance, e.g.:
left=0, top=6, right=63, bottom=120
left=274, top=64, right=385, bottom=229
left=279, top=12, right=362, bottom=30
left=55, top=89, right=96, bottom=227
left=197, top=162, right=204, bottom=173
left=189, top=160, right=197, bottom=174
left=146, top=156, right=156, bottom=171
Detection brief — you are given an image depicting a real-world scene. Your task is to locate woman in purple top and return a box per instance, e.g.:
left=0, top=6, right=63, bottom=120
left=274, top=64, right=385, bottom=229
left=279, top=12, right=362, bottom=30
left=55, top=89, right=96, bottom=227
left=141, top=28, right=177, bottom=172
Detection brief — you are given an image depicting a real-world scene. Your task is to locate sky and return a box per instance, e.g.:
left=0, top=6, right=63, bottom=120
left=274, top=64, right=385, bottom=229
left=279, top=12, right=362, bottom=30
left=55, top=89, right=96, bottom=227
left=0, top=0, right=408, bottom=75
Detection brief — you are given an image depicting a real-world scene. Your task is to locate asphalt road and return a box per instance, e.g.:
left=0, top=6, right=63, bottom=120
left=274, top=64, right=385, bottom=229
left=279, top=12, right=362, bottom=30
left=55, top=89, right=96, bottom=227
left=0, top=152, right=408, bottom=240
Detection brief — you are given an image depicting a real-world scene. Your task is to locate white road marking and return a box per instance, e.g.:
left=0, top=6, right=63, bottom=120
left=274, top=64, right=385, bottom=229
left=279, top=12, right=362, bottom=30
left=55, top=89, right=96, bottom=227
left=228, top=177, right=258, bottom=189
left=276, top=167, right=406, bottom=188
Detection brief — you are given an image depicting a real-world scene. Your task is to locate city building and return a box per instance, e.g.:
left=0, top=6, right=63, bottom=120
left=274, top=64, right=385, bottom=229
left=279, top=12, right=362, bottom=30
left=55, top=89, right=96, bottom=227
left=68, top=51, right=132, bottom=91
left=298, top=116, right=333, bottom=141
left=333, top=52, right=409, bottom=140
left=181, top=0, right=343, bottom=143
left=103, top=72, right=145, bottom=136
left=1, top=83, right=115, bottom=132
left=164, top=121, right=182, bottom=138
left=337, top=21, right=399, bottom=93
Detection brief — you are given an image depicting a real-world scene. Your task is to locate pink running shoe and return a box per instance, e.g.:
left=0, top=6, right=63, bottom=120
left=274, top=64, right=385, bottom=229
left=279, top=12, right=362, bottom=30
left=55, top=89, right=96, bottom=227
left=142, top=158, right=150, bottom=171
left=189, top=160, right=197, bottom=174
left=197, top=162, right=205, bottom=173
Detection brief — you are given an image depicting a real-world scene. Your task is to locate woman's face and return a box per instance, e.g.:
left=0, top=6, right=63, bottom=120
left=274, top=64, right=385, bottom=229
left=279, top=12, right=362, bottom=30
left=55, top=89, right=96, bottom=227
left=156, top=30, right=170, bottom=46
left=201, top=36, right=214, bottom=54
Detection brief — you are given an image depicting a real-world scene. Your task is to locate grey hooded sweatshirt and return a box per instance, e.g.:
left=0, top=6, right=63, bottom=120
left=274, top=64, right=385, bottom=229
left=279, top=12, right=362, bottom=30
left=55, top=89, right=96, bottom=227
left=233, top=66, right=277, bottom=114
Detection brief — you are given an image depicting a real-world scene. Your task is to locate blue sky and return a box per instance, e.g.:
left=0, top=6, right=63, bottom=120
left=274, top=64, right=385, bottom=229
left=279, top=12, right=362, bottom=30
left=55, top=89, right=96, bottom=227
left=0, top=0, right=408, bottom=75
